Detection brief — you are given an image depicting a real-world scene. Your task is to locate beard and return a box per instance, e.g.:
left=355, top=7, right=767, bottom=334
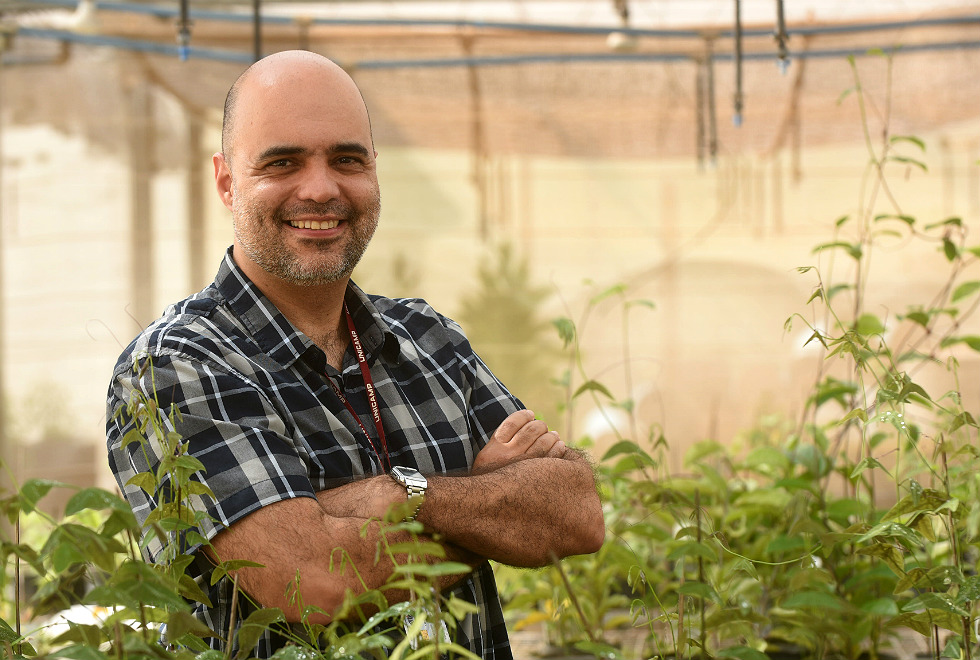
left=233, top=192, right=381, bottom=287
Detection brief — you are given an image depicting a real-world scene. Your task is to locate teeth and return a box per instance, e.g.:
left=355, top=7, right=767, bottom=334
left=290, top=219, right=339, bottom=230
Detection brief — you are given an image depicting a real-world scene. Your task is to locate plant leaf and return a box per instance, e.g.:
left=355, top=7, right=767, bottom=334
left=951, top=281, right=980, bottom=303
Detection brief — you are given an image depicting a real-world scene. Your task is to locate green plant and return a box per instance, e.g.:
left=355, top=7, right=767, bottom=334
left=0, top=356, right=476, bottom=660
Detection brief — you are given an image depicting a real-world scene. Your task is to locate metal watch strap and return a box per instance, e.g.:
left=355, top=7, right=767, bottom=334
left=405, top=488, right=424, bottom=522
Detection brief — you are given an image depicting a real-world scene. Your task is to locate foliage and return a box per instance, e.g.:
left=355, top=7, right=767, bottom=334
left=495, top=52, right=980, bottom=660
left=2, top=52, right=979, bottom=660
left=0, top=357, right=475, bottom=660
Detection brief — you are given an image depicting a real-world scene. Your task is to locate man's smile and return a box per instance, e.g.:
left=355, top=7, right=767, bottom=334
left=288, top=218, right=341, bottom=230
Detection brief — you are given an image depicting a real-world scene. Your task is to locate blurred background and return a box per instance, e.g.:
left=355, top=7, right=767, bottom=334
left=0, top=0, right=977, bottom=510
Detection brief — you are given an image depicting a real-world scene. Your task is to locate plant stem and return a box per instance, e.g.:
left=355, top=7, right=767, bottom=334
left=549, top=550, right=595, bottom=644
left=226, top=573, right=240, bottom=659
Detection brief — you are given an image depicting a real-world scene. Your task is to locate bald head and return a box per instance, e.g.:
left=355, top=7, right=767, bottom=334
left=220, top=51, right=372, bottom=159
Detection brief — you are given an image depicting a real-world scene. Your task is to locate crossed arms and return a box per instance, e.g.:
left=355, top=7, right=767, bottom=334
left=209, top=409, right=606, bottom=623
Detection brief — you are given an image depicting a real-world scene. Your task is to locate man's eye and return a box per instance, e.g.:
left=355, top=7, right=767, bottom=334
left=269, top=159, right=292, bottom=167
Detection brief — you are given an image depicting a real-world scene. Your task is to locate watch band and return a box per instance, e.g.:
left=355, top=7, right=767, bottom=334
left=391, top=466, right=427, bottom=522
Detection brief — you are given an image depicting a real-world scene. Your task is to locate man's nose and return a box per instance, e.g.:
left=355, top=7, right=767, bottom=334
left=296, top=160, right=341, bottom=202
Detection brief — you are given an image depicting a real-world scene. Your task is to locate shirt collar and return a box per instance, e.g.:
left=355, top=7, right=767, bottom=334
left=214, top=247, right=400, bottom=369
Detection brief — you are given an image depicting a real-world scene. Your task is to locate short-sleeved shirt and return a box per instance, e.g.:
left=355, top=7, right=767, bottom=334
left=106, top=247, right=520, bottom=658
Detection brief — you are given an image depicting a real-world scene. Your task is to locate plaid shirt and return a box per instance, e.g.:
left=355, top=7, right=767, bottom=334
left=107, top=247, right=520, bottom=659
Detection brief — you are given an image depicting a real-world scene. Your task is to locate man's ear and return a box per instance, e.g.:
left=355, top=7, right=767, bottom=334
left=213, top=152, right=234, bottom=211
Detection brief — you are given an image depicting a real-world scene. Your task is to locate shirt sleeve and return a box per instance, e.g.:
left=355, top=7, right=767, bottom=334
left=107, top=350, right=316, bottom=562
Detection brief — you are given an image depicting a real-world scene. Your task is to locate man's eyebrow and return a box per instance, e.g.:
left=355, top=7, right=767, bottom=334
left=254, top=142, right=372, bottom=163
left=330, top=142, right=372, bottom=158
left=255, top=145, right=305, bottom=162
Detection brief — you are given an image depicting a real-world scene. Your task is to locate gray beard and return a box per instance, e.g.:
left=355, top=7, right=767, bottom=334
left=234, top=198, right=380, bottom=287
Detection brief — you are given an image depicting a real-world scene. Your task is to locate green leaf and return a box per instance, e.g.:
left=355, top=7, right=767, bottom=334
left=589, top=283, right=627, bottom=306
left=889, top=135, right=926, bottom=151
left=0, top=616, right=21, bottom=643
left=862, top=597, right=900, bottom=616
left=573, top=641, right=625, bottom=660
left=178, top=573, right=214, bottom=608
left=50, top=623, right=104, bottom=648
left=856, top=543, right=905, bottom=575
left=551, top=317, right=576, bottom=348
left=904, top=310, right=930, bottom=327
left=839, top=408, right=868, bottom=425
left=234, top=608, right=285, bottom=660
left=873, top=213, right=915, bottom=226
left=942, top=638, right=962, bottom=659
left=925, top=217, right=963, bottom=230
left=50, top=646, right=107, bottom=660
left=64, top=488, right=131, bottom=517
left=943, top=237, right=958, bottom=261
left=951, top=281, right=980, bottom=303
left=571, top=380, right=614, bottom=401
left=902, top=592, right=969, bottom=617
left=813, top=241, right=862, bottom=260
left=601, top=440, right=652, bottom=463
left=882, top=489, right=951, bottom=520
left=678, top=581, right=721, bottom=604
left=886, top=155, right=928, bottom=172
left=957, top=575, right=980, bottom=603
left=165, top=610, right=217, bottom=641
left=125, top=472, right=157, bottom=495
left=742, top=446, right=790, bottom=473
left=856, top=313, right=885, bottom=336
left=626, top=299, right=656, bottom=311
left=782, top=590, right=844, bottom=611
left=393, top=561, right=472, bottom=578
left=19, top=478, right=66, bottom=513
left=718, top=646, right=770, bottom=660
left=857, top=521, right=922, bottom=547
left=850, top=457, right=888, bottom=480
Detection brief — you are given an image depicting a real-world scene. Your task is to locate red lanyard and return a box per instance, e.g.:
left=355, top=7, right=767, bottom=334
left=328, top=305, right=390, bottom=471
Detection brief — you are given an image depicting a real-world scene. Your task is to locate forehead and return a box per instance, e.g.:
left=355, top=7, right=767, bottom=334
left=232, top=65, right=372, bottom=158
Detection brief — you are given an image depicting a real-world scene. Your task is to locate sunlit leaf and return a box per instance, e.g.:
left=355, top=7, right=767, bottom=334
left=572, top=380, right=614, bottom=401
left=951, top=281, right=980, bottom=303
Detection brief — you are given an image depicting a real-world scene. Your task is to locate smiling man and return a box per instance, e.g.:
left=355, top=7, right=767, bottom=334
left=107, top=50, right=604, bottom=659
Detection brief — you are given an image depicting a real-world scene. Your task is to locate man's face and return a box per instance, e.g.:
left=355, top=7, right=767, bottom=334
left=216, top=65, right=381, bottom=287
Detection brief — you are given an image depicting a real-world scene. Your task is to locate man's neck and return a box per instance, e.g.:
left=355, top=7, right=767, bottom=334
left=234, top=248, right=351, bottom=369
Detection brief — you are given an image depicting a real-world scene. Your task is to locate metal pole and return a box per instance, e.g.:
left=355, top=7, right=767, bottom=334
left=127, top=76, right=155, bottom=328
left=177, top=0, right=192, bottom=61
left=706, top=38, right=718, bottom=164
left=733, top=0, right=744, bottom=127
left=252, top=0, right=262, bottom=61
left=0, top=49, right=7, bottom=482
left=775, top=0, right=790, bottom=72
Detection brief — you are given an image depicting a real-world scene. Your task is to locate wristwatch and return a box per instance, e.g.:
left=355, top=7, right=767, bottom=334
left=390, top=465, right=427, bottom=522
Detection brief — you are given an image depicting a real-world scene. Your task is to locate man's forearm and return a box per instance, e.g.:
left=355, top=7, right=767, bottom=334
left=316, top=449, right=605, bottom=569
left=420, top=450, right=604, bottom=567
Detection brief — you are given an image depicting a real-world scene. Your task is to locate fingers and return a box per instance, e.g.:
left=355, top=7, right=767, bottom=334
left=490, top=409, right=537, bottom=445
left=481, top=409, right=566, bottom=467
left=545, top=436, right=567, bottom=458
left=507, top=416, right=550, bottom=453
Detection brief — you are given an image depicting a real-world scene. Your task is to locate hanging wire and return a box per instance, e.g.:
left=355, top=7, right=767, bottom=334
left=175, top=0, right=191, bottom=61
left=733, top=0, right=744, bottom=127
left=696, top=54, right=706, bottom=169
left=706, top=37, right=718, bottom=163
left=774, top=0, right=790, bottom=73
left=252, top=0, right=261, bottom=61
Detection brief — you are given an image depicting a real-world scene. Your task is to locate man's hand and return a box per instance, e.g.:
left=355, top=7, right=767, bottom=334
left=472, top=409, right=567, bottom=472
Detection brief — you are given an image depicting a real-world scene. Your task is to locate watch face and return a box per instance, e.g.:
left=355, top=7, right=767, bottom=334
left=392, top=466, right=416, bottom=480
left=392, top=465, right=426, bottom=487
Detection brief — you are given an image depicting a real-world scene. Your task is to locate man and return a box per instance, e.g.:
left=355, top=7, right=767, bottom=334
left=107, top=50, right=604, bottom=659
